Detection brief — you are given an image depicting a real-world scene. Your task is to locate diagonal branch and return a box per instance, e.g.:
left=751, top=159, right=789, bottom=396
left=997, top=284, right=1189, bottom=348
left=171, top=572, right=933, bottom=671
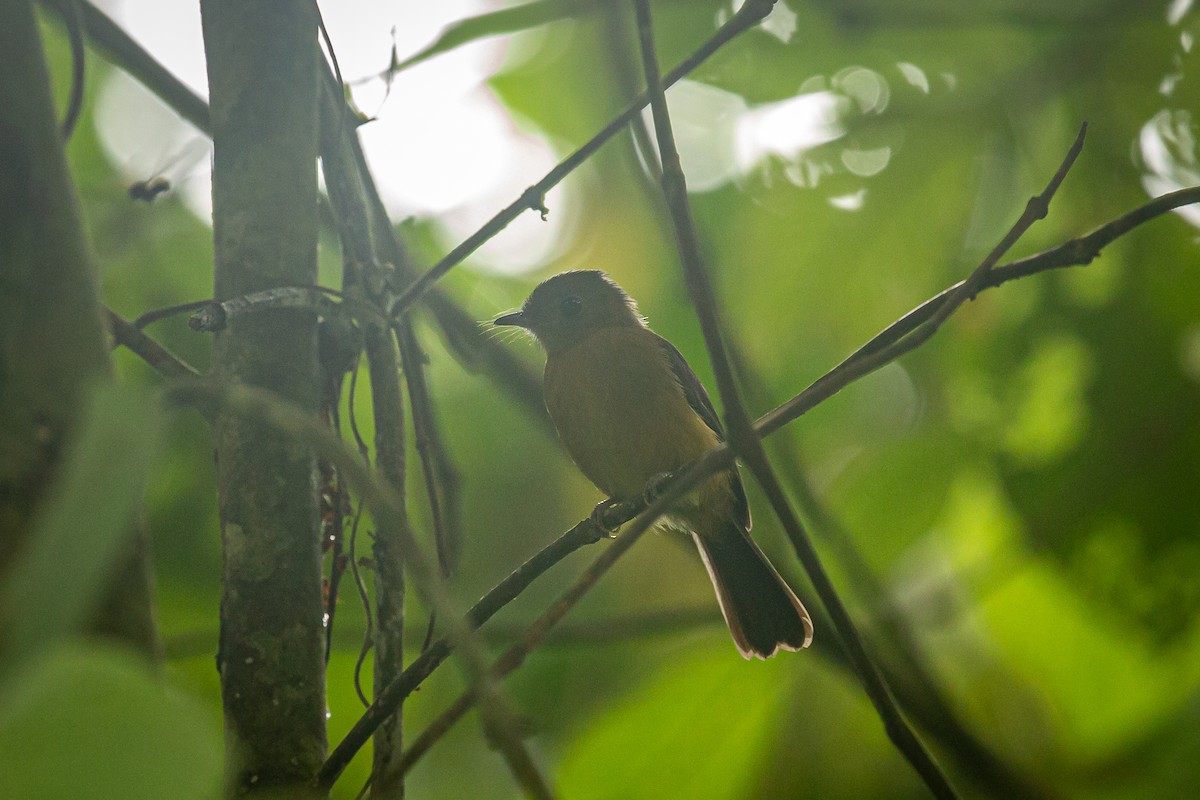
left=104, top=307, right=201, bottom=381
left=314, top=518, right=606, bottom=790
left=383, top=0, right=782, bottom=320
left=826, top=182, right=1200, bottom=380
left=757, top=124, right=1087, bottom=441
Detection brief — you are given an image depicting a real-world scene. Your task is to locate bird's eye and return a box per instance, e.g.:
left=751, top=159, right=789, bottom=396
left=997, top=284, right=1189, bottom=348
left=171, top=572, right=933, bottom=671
left=559, top=296, right=583, bottom=318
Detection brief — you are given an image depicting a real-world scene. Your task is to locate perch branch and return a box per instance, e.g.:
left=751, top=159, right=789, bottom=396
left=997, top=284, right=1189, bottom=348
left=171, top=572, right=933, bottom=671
left=315, top=173, right=1200, bottom=787
left=376, top=458, right=717, bottom=790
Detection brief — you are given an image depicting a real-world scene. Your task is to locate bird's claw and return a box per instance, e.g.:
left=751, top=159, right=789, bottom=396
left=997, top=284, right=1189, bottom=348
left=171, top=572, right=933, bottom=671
left=588, top=473, right=674, bottom=536
left=590, top=498, right=625, bottom=536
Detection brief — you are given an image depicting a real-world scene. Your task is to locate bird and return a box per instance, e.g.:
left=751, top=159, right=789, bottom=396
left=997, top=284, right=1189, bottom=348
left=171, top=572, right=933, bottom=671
left=495, top=270, right=812, bottom=658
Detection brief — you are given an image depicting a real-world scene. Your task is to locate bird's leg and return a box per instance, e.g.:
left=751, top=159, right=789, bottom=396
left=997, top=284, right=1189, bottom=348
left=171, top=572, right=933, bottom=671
left=589, top=472, right=676, bottom=535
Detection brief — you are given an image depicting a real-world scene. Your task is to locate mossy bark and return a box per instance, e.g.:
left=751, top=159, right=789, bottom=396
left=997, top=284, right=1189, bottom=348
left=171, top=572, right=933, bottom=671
left=199, top=1, right=326, bottom=794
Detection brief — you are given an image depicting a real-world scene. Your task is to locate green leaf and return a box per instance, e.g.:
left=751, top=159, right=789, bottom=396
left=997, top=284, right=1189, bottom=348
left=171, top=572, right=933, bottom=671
left=981, top=561, right=1186, bottom=761
left=0, top=643, right=221, bottom=800
left=823, top=433, right=962, bottom=571
left=558, top=647, right=792, bottom=800
left=0, top=383, right=162, bottom=664
left=1001, top=333, right=1094, bottom=467
left=391, top=0, right=601, bottom=75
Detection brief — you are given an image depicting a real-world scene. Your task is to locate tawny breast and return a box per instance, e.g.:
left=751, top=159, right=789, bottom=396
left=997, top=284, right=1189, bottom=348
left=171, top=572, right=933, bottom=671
left=543, top=326, right=720, bottom=501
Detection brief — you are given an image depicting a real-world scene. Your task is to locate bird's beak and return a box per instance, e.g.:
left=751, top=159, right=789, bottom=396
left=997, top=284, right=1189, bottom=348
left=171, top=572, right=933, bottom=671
left=494, top=311, right=528, bottom=328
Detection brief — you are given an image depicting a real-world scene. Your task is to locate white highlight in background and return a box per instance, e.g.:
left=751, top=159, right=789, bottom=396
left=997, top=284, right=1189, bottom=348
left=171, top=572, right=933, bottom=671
left=92, top=0, right=571, bottom=274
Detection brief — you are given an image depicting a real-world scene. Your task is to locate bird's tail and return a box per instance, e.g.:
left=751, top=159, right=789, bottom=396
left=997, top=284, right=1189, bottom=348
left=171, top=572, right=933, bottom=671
left=692, top=524, right=813, bottom=659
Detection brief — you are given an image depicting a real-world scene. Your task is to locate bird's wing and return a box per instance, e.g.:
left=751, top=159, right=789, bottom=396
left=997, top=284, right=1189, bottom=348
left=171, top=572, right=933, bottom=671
left=654, top=334, right=752, bottom=531
left=654, top=334, right=723, bottom=435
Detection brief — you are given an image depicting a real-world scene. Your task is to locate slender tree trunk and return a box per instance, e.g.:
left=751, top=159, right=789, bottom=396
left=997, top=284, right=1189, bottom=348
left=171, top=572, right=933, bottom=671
left=0, top=0, right=159, bottom=658
left=364, top=324, right=408, bottom=796
left=199, top=2, right=326, bottom=794
left=316, top=73, right=412, bottom=798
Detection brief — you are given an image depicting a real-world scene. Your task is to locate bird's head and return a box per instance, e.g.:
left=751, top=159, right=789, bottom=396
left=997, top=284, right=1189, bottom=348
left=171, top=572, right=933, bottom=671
left=494, top=270, right=643, bottom=352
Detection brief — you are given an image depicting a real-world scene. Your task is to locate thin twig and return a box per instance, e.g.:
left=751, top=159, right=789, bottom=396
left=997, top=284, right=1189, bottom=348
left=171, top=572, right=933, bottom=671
left=104, top=307, right=201, bottom=381
left=345, top=330, right=373, bottom=709
left=132, top=300, right=213, bottom=330
left=347, top=357, right=370, bottom=459
left=924, top=124, right=1086, bottom=336
left=348, top=496, right=373, bottom=708
left=396, top=322, right=457, bottom=654
left=838, top=183, right=1200, bottom=373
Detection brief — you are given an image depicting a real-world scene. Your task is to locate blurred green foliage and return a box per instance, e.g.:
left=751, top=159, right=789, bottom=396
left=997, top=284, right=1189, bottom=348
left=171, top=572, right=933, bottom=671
left=9, top=0, right=1200, bottom=798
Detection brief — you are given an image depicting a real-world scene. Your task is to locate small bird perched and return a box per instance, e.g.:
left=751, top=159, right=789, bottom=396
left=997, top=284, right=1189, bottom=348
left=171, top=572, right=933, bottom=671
left=495, top=270, right=812, bottom=658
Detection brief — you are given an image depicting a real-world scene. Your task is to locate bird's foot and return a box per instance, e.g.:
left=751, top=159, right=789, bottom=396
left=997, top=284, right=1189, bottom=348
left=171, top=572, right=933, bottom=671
left=590, top=498, right=627, bottom=536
